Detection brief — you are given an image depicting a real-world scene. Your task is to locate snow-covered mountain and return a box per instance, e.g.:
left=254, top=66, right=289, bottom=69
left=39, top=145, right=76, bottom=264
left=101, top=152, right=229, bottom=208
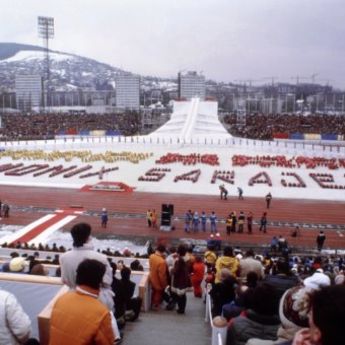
left=0, top=42, right=124, bottom=91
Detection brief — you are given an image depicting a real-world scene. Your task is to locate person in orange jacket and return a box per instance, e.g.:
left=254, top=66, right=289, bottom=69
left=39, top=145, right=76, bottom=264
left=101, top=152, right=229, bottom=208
left=49, top=259, right=115, bottom=345
left=190, top=255, right=206, bottom=298
left=149, top=245, right=168, bottom=310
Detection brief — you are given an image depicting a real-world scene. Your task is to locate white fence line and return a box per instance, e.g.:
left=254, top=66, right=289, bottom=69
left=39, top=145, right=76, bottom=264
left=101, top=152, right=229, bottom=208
left=205, top=284, right=227, bottom=345
left=1, top=135, right=345, bottom=156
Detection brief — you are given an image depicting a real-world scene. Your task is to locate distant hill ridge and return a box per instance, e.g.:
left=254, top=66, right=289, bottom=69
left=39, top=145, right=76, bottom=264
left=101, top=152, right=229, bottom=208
left=0, top=42, right=48, bottom=60
left=0, top=42, right=124, bottom=90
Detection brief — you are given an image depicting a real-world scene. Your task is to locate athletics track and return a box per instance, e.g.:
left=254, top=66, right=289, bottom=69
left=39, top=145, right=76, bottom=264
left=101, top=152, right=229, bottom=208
left=0, top=185, right=344, bottom=250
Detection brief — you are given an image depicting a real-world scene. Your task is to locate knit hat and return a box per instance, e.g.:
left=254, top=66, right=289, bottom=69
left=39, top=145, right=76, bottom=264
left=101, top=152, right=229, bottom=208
left=303, top=271, right=331, bottom=290
left=9, top=257, right=26, bottom=272
left=335, top=274, right=345, bottom=285
left=279, top=286, right=310, bottom=329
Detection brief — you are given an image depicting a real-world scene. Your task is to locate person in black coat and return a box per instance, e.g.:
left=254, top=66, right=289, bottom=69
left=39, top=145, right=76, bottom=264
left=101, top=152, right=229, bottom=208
left=210, top=268, right=237, bottom=317
left=171, top=245, right=192, bottom=314
left=119, top=266, right=142, bottom=321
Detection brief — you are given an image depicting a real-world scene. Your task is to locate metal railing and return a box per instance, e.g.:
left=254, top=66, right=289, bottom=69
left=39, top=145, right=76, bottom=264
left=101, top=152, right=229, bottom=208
left=205, top=283, right=227, bottom=345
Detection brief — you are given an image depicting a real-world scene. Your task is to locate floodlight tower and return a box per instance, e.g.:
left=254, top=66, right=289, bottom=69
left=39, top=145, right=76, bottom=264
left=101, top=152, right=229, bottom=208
left=38, top=16, right=54, bottom=109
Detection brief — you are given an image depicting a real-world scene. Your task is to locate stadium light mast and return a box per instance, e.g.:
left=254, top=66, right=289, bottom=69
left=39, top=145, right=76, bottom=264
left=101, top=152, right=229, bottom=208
left=38, top=16, right=54, bottom=110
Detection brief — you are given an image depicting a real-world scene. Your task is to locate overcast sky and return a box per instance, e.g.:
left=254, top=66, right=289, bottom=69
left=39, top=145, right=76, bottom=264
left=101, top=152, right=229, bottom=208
left=1, top=0, right=344, bottom=88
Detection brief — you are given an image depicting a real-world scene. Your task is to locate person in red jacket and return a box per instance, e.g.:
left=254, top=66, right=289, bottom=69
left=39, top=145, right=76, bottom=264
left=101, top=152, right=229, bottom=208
left=190, top=255, right=205, bottom=298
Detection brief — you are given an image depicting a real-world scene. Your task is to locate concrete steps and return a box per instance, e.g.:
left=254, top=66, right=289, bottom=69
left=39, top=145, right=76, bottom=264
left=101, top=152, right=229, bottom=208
left=123, top=292, right=212, bottom=345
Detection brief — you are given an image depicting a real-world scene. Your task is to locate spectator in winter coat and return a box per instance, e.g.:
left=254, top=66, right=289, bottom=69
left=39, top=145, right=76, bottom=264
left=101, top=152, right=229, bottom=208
left=118, top=266, right=142, bottom=321
left=210, top=268, right=237, bottom=316
left=263, top=258, right=300, bottom=314
left=59, top=222, right=121, bottom=342
left=226, top=283, right=281, bottom=345
left=50, top=259, right=115, bottom=345
left=204, top=244, right=218, bottom=269
left=291, top=285, right=345, bottom=345
left=0, top=288, right=32, bottom=345
left=215, top=246, right=239, bottom=283
left=190, top=255, right=205, bottom=298
left=238, top=249, right=265, bottom=283
left=149, top=245, right=168, bottom=310
left=171, top=245, right=192, bottom=314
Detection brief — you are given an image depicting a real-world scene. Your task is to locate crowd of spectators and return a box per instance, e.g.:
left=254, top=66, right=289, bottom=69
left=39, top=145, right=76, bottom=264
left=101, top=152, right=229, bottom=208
left=1, top=240, right=151, bottom=259
left=223, top=113, right=345, bottom=140
left=1, top=234, right=345, bottom=344
left=200, top=241, right=345, bottom=345
left=2, top=111, right=345, bottom=142
left=0, top=112, right=141, bottom=140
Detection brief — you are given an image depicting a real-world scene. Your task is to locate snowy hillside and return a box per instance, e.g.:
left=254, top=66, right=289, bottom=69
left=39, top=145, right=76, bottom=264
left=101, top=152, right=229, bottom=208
left=0, top=42, right=123, bottom=90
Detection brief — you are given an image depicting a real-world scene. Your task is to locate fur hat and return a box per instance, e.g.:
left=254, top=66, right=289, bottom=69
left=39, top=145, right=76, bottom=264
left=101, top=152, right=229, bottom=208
left=279, top=286, right=310, bottom=329
left=213, top=316, right=228, bottom=327
left=303, top=271, right=331, bottom=290
left=335, top=274, right=345, bottom=285
left=9, top=257, right=26, bottom=272
left=30, top=263, right=49, bottom=276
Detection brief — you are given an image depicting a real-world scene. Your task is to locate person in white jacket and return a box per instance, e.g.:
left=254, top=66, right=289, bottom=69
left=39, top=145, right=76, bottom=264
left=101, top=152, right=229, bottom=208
left=0, top=288, right=31, bottom=345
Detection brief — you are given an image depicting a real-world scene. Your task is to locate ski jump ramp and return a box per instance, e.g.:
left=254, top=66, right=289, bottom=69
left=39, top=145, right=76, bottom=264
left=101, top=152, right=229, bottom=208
left=148, top=98, right=232, bottom=142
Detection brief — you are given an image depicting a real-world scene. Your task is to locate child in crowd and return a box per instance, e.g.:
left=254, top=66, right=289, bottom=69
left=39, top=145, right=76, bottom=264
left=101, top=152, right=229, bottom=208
left=190, top=256, right=205, bottom=298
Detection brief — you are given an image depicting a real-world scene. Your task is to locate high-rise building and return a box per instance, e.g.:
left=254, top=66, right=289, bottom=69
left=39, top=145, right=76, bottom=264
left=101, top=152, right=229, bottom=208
left=115, top=73, right=140, bottom=110
left=15, top=74, right=42, bottom=111
left=178, top=71, right=206, bottom=100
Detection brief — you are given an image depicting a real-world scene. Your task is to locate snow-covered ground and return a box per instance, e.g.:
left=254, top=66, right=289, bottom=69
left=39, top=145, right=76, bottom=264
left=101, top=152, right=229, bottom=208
left=2, top=50, right=73, bottom=63
left=0, top=225, right=146, bottom=254
left=0, top=137, right=344, bottom=201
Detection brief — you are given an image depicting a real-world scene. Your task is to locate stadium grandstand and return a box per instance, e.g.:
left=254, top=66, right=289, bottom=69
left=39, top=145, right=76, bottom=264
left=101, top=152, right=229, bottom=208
left=0, top=98, right=345, bottom=345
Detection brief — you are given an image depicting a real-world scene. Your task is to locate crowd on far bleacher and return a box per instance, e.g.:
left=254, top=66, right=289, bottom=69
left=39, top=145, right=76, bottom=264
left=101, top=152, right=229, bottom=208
left=224, top=113, right=345, bottom=140
left=0, top=111, right=141, bottom=140
left=2, top=112, right=345, bottom=143
left=1, top=239, right=151, bottom=259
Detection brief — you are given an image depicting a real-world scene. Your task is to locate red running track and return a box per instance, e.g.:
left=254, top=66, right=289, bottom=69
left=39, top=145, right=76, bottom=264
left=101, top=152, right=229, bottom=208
left=0, top=185, right=344, bottom=249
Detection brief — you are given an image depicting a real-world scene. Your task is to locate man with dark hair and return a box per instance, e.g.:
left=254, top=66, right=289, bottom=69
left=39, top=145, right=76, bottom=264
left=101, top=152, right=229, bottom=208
left=149, top=244, right=168, bottom=310
left=59, top=222, right=121, bottom=342
left=50, top=259, right=115, bottom=345
left=60, top=223, right=113, bottom=304
left=263, top=258, right=299, bottom=314
left=291, top=285, right=345, bottom=345
left=226, top=283, right=280, bottom=345
left=119, top=266, right=142, bottom=321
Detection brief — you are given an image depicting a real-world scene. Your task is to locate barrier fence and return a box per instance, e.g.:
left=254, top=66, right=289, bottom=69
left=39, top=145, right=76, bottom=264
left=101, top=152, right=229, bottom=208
left=205, top=283, right=227, bottom=345
left=1, top=135, right=345, bottom=156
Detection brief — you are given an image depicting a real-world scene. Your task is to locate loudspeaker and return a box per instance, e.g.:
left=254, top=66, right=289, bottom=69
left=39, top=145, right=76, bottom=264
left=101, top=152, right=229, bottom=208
left=161, top=217, right=171, bottom=226
left=161, top=204, right=174, bottom=216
